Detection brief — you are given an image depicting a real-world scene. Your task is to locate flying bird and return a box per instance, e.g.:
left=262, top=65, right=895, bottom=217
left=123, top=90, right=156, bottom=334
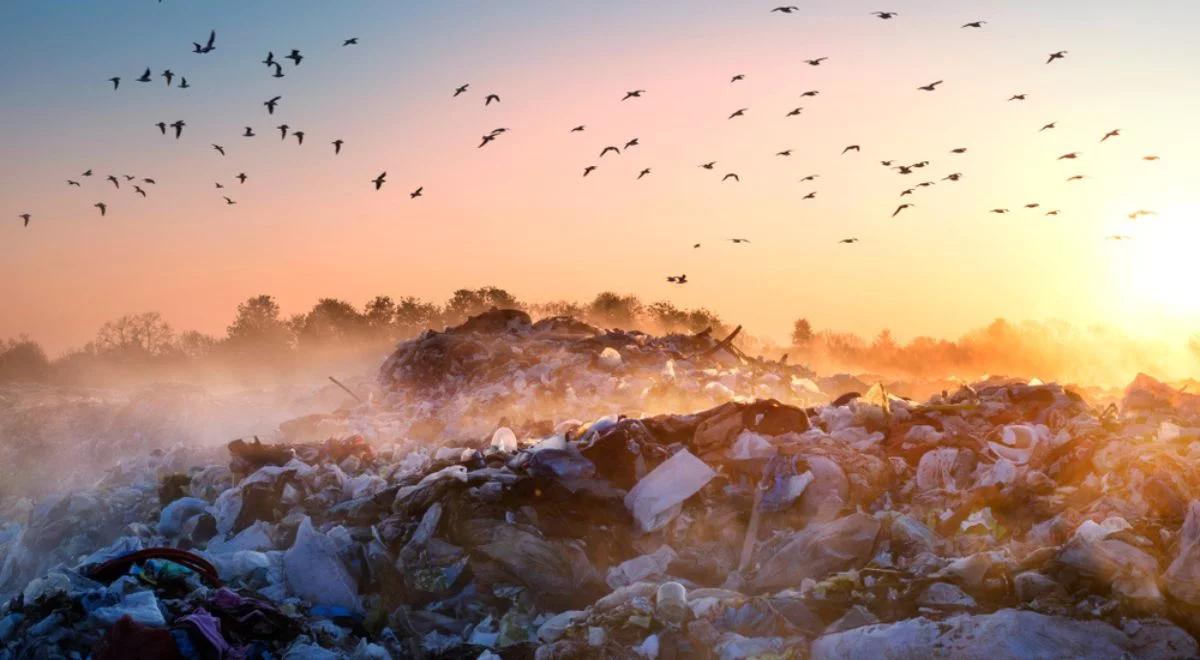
left=1107, top=234, right=1132, bottom=241
left=286, top=49, right=303, bottom=66
left=731, top=74, right=744, bottom=83
left=583, top=165, right=597, bottom=177
left=1067, top=175, right=1087, bottom=181
left=193, top=30, right=215, bottom=54
left=842, top=145, right=861, bottom=154
left=133, top=186, right=146, bottom=197
left=893, top=203, right=913, bottom=217
left=693, top=243, right=701, bottom=249
left=82, top=170, right=93, bottom=177
left=728, top=108, right=748, bottom=119
left=872, top=11, right=899, bottom=19
left=943, top=173, right=963, bottom=181
left=243, top=127, right=255, bottom=137
left=805, top=58, right=828, bottom=66
left=454, top=84, right=469, bottom=97
left=410, top=187, right=423, bottom=199
left=108, top=77, right=120, bottom=90
left=178, top=78, right=189, bottom=89
left=1101, top=129, right=1121, bottom=142
left=212, top=144, right=225, bottom=156
left=265, top=96, right=281, bottom=114
left=571, top=125, right=586, bottom=132
left=67, top=180, right=80, bottom=186
left=137, top=68, right=152, bottom=83
left=803, top=191, right=817, bottom=200
left=771, top=6, right=799, bottom=13
left=900, top=188, right=915, bottom=196
left=1024, top=203, right=1041, bottom=209
left=293, top=131, right=305, bottom=145
left=638, top=168, right=652, bottom=179
left=666, top=274, right=688, bottom=284
left=1040, top=122, right=1057, bottom=132
left=277, top=124, right=289, bottom=139
left=1008, top=94, right=1027, bottom=101
left=1143, top=155, right=1160, bottom=161
left=156, top=121, right=167, bottom=135
left=917, top=181, right=935, bottom=188
left=1047, top=50, right=1067, bottom=64
left=839, top=238, right=859, bottom=244
left=332, top=139, right=344, bottom=154
left=161, top=69, right=174, bottom=86
left=123, top=175, right=135, bottom=181
left=170, top=120, right=185, bottom=138
left=600, top=146, right=620, bottom=157
left=722, top=173, right=740, bottom=182
left=700, top=162, right=716, bottom=170
left=800, top=90, right=819, bottom=97
left=272, top=64, right=285, bottom=78
left=777, top=150, right=793, bottom=157
left=223, top=196, right=236, bottom=205
left=215, top=182, right=224, bottom=189
left=729, top=238, right=750, bottom=244
left=19, top=213, right=30, bottom=227
left=1128, top=210, right=1157, bottom=220
left=236, top=173, right=247, bottom=184
left=143, top=178, right=156, bottom=184
left=342, top=38, right=359, bottom=46
left=917, top=80, right=943, bottom=91
left=786, top=107, right=803, bottom=117
left=263, top=52, right=276, bottom=67
left=990, top=208, right=1010, bottom=214
left=372, top=172, right=387, bottom=190
left=962, top=21, right=986, bottom=28
left=799, top=174, right=819, bottom=182
left=622, top=89, right=645, bottom=100
left=1045, top=210, right=1060, bottom=216
left=1058, top=152, right=1080, bottom=160
left=106, top=175, right=120, bottom=189
left=478, top=134, right=497, bottom=148
left=94, top=203, right=107, bottom=216
left=485, top=94, right=500, bottom=105
left=950, top=148, right=967, bottom=154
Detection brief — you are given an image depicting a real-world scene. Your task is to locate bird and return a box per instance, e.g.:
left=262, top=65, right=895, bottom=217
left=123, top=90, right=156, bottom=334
left=570, top=125, right=586, bottom=132
left=805, top=58, right=828, bottom=66
left=342, top=37, right=358, bottom=46
left=193, top=30, right=215, bottom=54
left=134, top=186, right=146, bottom=197
left=1024, top=203, right=1040, bottom=209
left=962, top=21, right=986, bottom=28
left=178, top=78, right=190, bottom=89
left=265, top=96, right=281, bottom=114
left=19, top=213, right=30, bottom=227
left=800, top=90, right=819, bottom=97
left=882, top=161, right=895, bottom=167
left=1067, top=175, right=1087, bottom=181
left=236, top=173, right=247, bottom=184
left=900, top=188, right=915, bottom=196
left=990, top=208, right=1010, bottom=214
left=286, top=49, right=303, bottom=65
left=624, top=138, right=639, bottom=149
left=622, top=89, right=645, bottom=101
left=839, top=238, right=859, bottom=244
left=600, top=146, right=620, bottom=157
left=106, top=175, right=120, bottom=189
left=700, top=162, right=716, bottom=170
left=332, top=139, right=344, bottom=154
left=771, top=6, right=799, bottom=13
left=1058, top=152, right=1080, bottom=160
left=212, top=144, right=225, bottom=156
left=243, top=127, right=255, bottom=137
left=82, top=170, right=93, bottom=177
left=263, top=52, right=276, bottom=67
left=272, top=64, right=285, bottom=79
left=293, top=131, right=305, bottom=145
left=893, top=203, right=913, bottom=217
left=156, top=121, right=167, bottom=135
left=277, top=125, right=289, bottom=139
left=94, top=203, right=107, bottom=216
left=917, top=181, right=936, bottom=188
left=842, top=145, right=861, bottom=154
left=161, top=69, right=174, bottom=86
left=950, top=147, right=967, bottom=154
left=372, top=172, right=387, bottom=190
left=786, top=107, right=803, bottom=117
left=777, top=150, right=793, bottom=157
left=722, top=173, right=740, bottom=182
left=638, top=168, right=652, bottom=180
left=917, top=80, right=943, bottom=91
left=1047, top=50, right=1067, bottom=64
left=1143, top=155, right=1160, bottom=161
left=108, top=77, right=120, bottom=90
left=410, top=187, right=423, bottom=199
left=803, top=191, right=817, bottom=200
left=1008, top=94, right=1027, bottom=101
left=1128, top=210, right=1157, bottom=220
left=583, top=165, right=597, bottom=177
left=666, top=275, right=688, bottom=284
left=1101, top=129, right=1121, bottom=142
left=728, top=108, right=748, bottom=119
left=485, top=94, right=500, bottom=105
left=1107, top=234, right=1132, bottom=241
left=223, top=196, right=236, bottom=205
left=1045, top=210, right=1060, bottom=216
left=943, top=173, right=963, bottom=181
left=67, top=180, right=80, bottom=187
left=454, top=84, right=469, bottom=97
left=693, top=243, right=701, bottom=249
left=1040, top=122, right=1057, bottom=132
left=143, top=178, right=156, bottom=185
left=872, top=11, right=899, bottom=19
left=170, top=120, right=185, bottom=139
left=894, top=165, right=914, bottom=175
left=731, top=74, right=745, bottom=83
left=479, top=134, right=497, bottom=148
left=215, top=182, right=225, bottom=189
left=729, top=238, right=750, bottom=244
left=137, top=68, right=152, bottom=83
left=911, top=160, right=929, bottom=168
left=799, top=174, right=819, bottom=182
left=123, top=175, right=135, bottom=181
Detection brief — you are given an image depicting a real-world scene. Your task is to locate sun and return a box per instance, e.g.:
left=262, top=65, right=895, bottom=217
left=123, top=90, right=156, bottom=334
left=1118, top=203, right=1200, bottom=321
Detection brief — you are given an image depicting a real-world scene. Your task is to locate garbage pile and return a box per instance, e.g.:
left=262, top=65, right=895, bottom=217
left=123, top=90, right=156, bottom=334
left=3, top=311, right=1200, bottom=657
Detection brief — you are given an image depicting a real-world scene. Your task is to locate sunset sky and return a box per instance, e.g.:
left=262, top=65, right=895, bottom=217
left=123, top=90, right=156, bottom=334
left=2, top=1, right=1198, bottom=353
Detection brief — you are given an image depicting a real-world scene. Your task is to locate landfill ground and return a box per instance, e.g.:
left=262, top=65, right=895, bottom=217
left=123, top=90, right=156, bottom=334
left=3, top=309, right=1200, bottom=659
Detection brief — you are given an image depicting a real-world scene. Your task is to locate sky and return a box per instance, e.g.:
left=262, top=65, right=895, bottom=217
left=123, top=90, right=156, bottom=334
left=1, top=0, right=1198, bottom=354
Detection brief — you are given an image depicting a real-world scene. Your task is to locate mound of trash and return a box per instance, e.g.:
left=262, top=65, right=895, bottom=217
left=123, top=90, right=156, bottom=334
left=3, top=310, right=1200, bottom=657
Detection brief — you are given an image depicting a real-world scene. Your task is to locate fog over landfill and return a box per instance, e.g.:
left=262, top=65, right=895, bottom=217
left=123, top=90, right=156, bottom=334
left=2, top=2, right=1200, bottom=659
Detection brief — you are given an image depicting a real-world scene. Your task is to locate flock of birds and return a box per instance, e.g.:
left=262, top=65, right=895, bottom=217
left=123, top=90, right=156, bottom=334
left=14, top=8, right=1165, bottom=287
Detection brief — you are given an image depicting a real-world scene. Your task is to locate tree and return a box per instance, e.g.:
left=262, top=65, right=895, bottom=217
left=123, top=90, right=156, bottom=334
left=226, top=295, right=292, bottom=351
left=444, top=286, right=522, bottom=324
left=791, top=318, right=814, bottom=347
left=176, top=330, right=218, bottom=359
left=293, top=298, right=365, bottom=346
left=588, top=292, right=643, bottom=328
left=93, top=312, right=175, bottom=358
left=364, top=296, right=397, bottom=336
left=394, top=296, right=441, bottom=334
left=0, top=336, right=50, bottom=382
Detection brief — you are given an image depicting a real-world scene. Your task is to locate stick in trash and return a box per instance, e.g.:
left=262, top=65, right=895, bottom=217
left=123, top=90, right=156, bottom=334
left=328, top=376, right=365, bottom=404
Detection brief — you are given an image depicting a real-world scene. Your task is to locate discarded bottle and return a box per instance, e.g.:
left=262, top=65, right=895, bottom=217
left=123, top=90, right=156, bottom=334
left=655, top=581, right=688, bottom=625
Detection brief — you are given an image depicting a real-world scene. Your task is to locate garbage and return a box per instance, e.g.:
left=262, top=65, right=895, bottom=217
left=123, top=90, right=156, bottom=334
left=5, top=311, right=1200, bottom=657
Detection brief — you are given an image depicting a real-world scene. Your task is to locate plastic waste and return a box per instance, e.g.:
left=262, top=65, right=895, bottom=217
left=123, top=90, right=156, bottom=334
left=283, top=516, right=361, bottom=612
left=624, top=449, right=716, bottom=532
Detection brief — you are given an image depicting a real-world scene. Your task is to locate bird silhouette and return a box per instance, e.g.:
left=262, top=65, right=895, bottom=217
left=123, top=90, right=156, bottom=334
left=134, top=186, right=147, bottom=197
left=342, top=38, right=359, bottom=46
left=881, top=160, right=894, bottom=166
left=293, top=131, right=305, bottom=145
left=962, top=21, right=986, bottom=28
left=332, top=139, right=344, bottom=154
left=137, top=68, right=152, bottom=83
left=263, top=52, right=276, bottom=67
left=192, top=30, right=215, bottom=54
left=894, top=165, right=914, bottom=175
left=1045, top=210, right=1060, bottom=216
left=123, top=175, right=135, bottom=181
left=800, top=90, right=820, bottom=97
left=277, top=125, right=289, bottom=140
left=805, top=58, right=828, bottom=66
left=223, top=196, right=236, bottom=205
left=803, top=191, right=817, bottom=200
left=178, top=77, right=189, bottom=89
left=624, top=138, right=639, bottom=149
left=1101, top=129, right=1121, bottom=142
left=622, top=90, right=645, bottom=100
left=990, top=208, right=1010, bottom=214
left=943, top=173, right=963, bottom=181
left=839, top=238, right=859, bottom=244
left=842, top=145, right=861, bottom=154
left=19, top=213, right=30, bottom=227
left=236, top=173, right=247, bottom=184
left=900, top=188, right=915, bottom=197
left=729, top=238, right=750, bottom=244
left=693, top=243, right=701, bottom=249
left=872, top=11, right=899, bottom=19
left=265, top=96, right=281, bottom=114
left=1047, top=50, right=1067, bottom=64
left=1024, top=203, right=1040, bottom=209
left=1128, top=210, right=1157, bottom=220
left=728, top=108, right=748, bottom=119
left=1107, top=234, right=1132, bottom=241
left=917, top=181, right=935, bottom=188
left=479, top=134, right=497, bottom=148
left=243, top=127, right=255, bottom=137
left=1058, top=152, right=1080, bottom=160
left=1008, top=94, right=1027, bottom=101
left=286, top=49, right=303, bottom=65
left=893, top=204, right=913, bottom=217
left=917, top=80, right=943, bottom=91
left=94, top=203, right=107, bottom=216
left=67, top=180, right=80, bottom=186
left=666, top=274, right=688, bottom=284
left=143, top=178, right=156, bottom=185
left=583, top=165, right=597, bottom=177
left=82, top=170, right=93, bottom=177
left=1040, top=122, right=1057, bottom=132
left=485, top=94, right=501, bottom=105
left=777, top=150, right=793, bottom=157
left=1067, top=175, right=1087, bottom=181
left=722, top=173, right=740, bottom=182
left=786, top=107, right=803, bottom=117
left=637, top=168, right=652, bottom=179
left=161, top=69, right=174, bottom=86
left=700, top=162, right=716, bottom=170
left=215, top=182, right=225, bottom=189
left=950, top=147, right=967, bottom=154
left=410, top=187, right=423, bottom=199
left=156, top=121, right=167, bottom=135
left=799, top=174, right=819, bottom=182
left=372, top=172, right=387, bottom=190
left=1143, top=155, right=1160, bottom=161
left=106, top=175, right=120, bottom=189
left=731, top=74, right=745, bottom=83
left=272, top=64, right=285, bottom=79
left=212, top=144, right=225, bottom=156
left=170, top=120, right=185, bottom=139
left=108, top=77, right=120, bottom=90
left=600, top=146, right=620, bottom=157
left=570, top=125, right=586, bottom=132
left=771, top=6, right=799, bottom=13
